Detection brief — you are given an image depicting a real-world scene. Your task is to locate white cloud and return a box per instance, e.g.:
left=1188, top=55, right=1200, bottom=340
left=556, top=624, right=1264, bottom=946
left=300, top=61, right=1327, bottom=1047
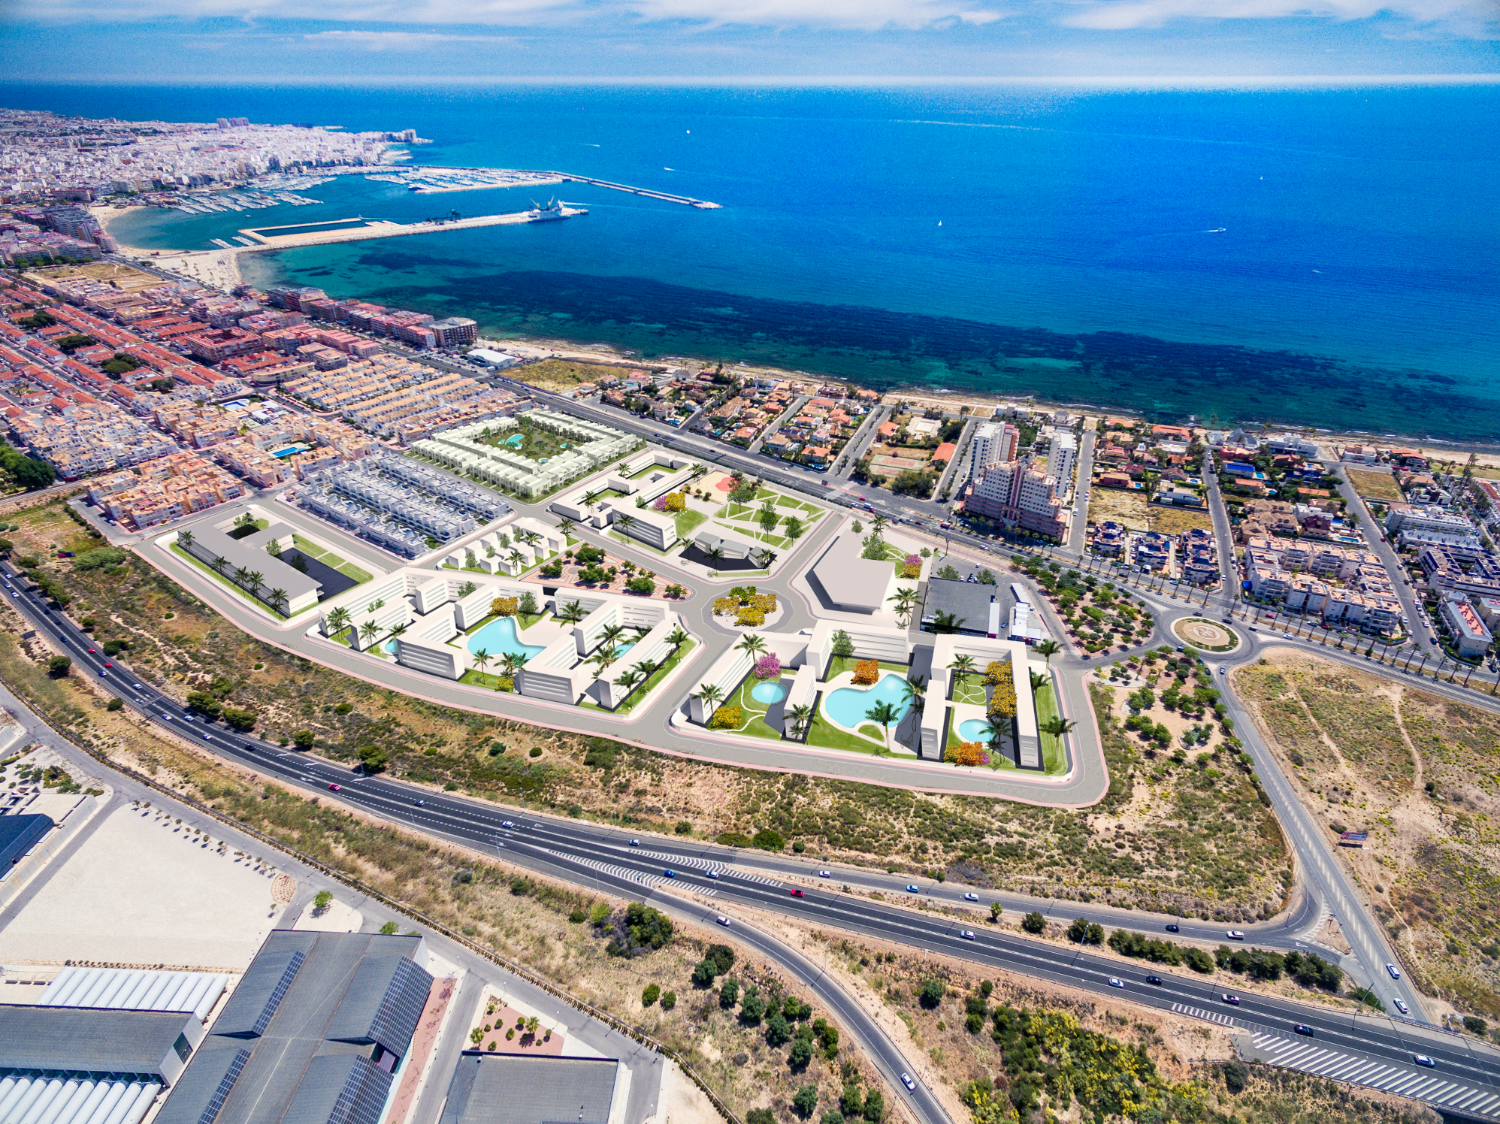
left=1058, top=0, right=1495, bottom=30
left=301, top=29, right=519, bottom=46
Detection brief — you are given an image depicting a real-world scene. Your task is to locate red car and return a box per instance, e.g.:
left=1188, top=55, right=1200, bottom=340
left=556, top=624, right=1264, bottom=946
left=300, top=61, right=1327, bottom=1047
left=328, top=783, right=341, bottom=792
left=789, top=889, right=805, bottom=898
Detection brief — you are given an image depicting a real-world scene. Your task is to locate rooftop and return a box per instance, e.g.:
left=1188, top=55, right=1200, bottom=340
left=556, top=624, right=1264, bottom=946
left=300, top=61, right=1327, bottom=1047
left=438, top=1053, right=618, bottom=1124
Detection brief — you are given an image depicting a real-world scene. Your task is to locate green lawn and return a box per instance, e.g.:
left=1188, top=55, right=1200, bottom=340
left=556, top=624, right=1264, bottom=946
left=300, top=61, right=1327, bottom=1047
left=1033, top=681, right=1068, bottom=774
left=615, top=639, right=696, bottom=715
left=824, top=655, right=910, bottom=681
left=950, top=672, right=987, bottom=705
left=675, top=508, right=709, bottom=539
left=805, top=710, right=889, bottom=755
left=291, top=535, right=374, bottom=584
left=170, top=543, right=287, bottom=620
left=460, top=668, right=514, bottom=691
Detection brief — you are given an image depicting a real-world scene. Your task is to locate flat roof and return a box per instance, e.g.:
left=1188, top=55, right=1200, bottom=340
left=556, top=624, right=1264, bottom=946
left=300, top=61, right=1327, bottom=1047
left=922, top=576, right=1004, bottom=634
left=183, top=523, right=322, bottom=604
left=438, top=1053, right=618, bottom=1124
left=0, top=812, right=51, bottom=867
left=0, top=1006, right=199, bottom=1077
left=809, top=534, right=891, bottom=612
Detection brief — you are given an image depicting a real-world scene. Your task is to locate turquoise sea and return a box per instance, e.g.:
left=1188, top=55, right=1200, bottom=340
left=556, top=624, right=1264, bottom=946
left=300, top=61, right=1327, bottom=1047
left=6, top=83, right=1498, bottom=439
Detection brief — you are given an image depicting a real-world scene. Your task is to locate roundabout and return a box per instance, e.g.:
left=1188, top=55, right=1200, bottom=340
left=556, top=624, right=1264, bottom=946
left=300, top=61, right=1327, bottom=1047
left=1171, top=616, right=1241, bottom=652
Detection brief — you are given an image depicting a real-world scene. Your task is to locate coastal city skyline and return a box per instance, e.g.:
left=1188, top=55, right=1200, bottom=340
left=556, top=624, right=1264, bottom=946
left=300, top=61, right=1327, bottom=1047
left=0, top=16, right=1498, bottom=1124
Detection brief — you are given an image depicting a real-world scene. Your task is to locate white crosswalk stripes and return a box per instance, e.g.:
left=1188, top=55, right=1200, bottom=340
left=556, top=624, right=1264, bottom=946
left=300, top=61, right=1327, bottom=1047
left=724, top=867, right=785, bottom=888
left=1245, top=1033, right=1500, bottom=1120
left=1170, top=1002, right=1239, bottom=1027
left=552, top=851, right=720, bottom=895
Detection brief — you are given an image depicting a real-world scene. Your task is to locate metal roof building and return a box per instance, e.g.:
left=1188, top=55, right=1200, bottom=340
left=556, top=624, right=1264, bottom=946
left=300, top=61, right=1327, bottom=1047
left=39, top=967, right=228, bottom=1021
left=156, top=930, right=433, bottom=1124
left=438, top=1053, right=620, bottom=1124
left=0, top=1006, right=204, bottom=1083
left=0, top=812, right=52, bottom=871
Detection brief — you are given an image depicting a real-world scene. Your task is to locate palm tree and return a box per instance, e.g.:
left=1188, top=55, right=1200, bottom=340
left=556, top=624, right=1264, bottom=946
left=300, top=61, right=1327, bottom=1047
left=949, top=653, right=976, bottom=676
left=511, top=653, right=532, bottom=673
left=901, top=674, right=927, bottom=714
left=245, top=570, right=263, bottom=596
left=268, top=587, right=288, bottom=612
left=233, top=565, right=251, bottom=588
left=865, top=700, right=900, bottom=752
left=209, top=555, right=229, bottom=576
left=359, top=620, right=380, bottom=646
left=556, top=517, right=576, bottom=539
left=786, top=703, right=814, bottom=740
left=500, top=653, right=520, bottom=677
left=582, top=489, right=605, bottom=518
left=691, top=463, right=708, bottom=480
left=389, top=622, right=408, bottom=638
left=871, top=514, right=890, bottom=534
left=589, top=648, right=618, bottom=676
left=616, top=668, right=643, bottom=693
left=1041, top=715, right=1076, bottom=739
left=524, top=1015, right=539, bottom=1036
left=888, top=586, right=920, bottom=627
left=1035, top=639, right=1062, bottom=666
left=736, top=633, right=767, bottom=658
left=600, top=623, right=626, bottom=648
left=1029, top=668, right=1048, bottom=692
left=508, top=549, right=526, bottom=572
left=694, top=683, right=724, bottom=716
left=557, top=600, right=586, bottom=624
left=473, top=648, right=491, bottom=674
left=976, top=720, right=1006, bottom=750
left=325, top=606, right=352, bottom=635
left=666, top=626, right=690, bottom=648
left=705, top=544, right=725, bottom=575
left=932, top=610, right=966, bottom=635
left=631, top=658, right=656, bottom=681
left=519, top=529, right=542, bottom=550
left=177, top=529, right=195, bottom=550
left=615, top=513, right=637, bottom=534
left=756, top=549, right=778, bottom=569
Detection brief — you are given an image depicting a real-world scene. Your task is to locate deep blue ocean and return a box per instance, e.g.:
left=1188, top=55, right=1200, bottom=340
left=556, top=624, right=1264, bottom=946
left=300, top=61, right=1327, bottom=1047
left=6, top=83, right=1498, bottom=439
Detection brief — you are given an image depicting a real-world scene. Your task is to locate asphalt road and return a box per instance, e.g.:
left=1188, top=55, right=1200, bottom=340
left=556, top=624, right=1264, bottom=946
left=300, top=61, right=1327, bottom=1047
left=10, top=550, right=1500, bottom=1121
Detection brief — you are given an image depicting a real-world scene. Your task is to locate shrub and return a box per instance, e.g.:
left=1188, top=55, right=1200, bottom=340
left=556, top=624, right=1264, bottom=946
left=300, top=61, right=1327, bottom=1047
left=707, top=705, right=742, bottom=729
left=74, top=547, right=126, bottom=571
left=1021, top=911, right=1046, bottom=934
left=789, top=1037, right=814, bottom=1070
left=716, top=831, right=753, bottom=847
left=735, top=608, right=766, bottom=627
left=491, top=596, right=519, bottom=616
left=1223, top=1060, right=1248, bottom=1094
left=626, top=575, right=655, bottom=595
left=47, top=655, right=71, bottom=678
left=918, top=979, right=944, bottom=1008
left=752, top=827, right=786, bottom=851
left=106, top=697, right=124, bottom=711
left=766, top=1011, right=792, bottom=1046
left=293, top=729, right=315, bottom=750
left=754, top=653, right=782, bottom=679
left=641, top=983, right=660, bottom=1007
left=830, top=629, right=855, bottom=657
left=746, top=1112, right=776, bottom=1124
left=719, top=978, right=740, bottom=1008
left=222, top=707, right=258, bottom=732
left=706, top=943, right=736, bottom=974
left=851, top=659, right=879, bottom=685
left=675, top=820, right=692, bottom=834
left=740, top=988, right=766, bottom=1024
left=692, top=960, right=719, bottom=986
left=947, top=741, right=985, bottom=767
left=660, top=990, right=676, bottom=1010
left=1464, top=1015, right=1488, bottom=1036
left=793, top=1084, right=819, bottom=1118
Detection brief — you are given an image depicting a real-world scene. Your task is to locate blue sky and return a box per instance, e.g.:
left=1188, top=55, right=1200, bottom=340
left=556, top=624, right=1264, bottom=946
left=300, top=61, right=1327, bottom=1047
left=2, top=0, right=1497, bottom=82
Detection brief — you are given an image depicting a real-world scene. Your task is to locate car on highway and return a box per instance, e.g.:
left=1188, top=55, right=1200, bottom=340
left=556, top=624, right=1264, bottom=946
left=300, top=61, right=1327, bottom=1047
left=963, top=892, right=979, bottom=902
left=1294, top=1025, right=1314, bottom=1036
left=706, top=870, right=720, bottom=879
left=1165, top=923, right=1180, bottom=933
left=789, top=888, right=804, bottom=897
left=1145, top=976, right=1163, bottom=986
left=818, top=870, right=831, bottom=878
left=629, top=839, right=640, bottom=846
left=1222, top=994, right=1241, bottom=1006
left=134, top=683, right=144, bottom=691
left=906, top=884, right=920, bottom=893
left=501, top=820, right=514, bottom=828
left=900, top=1074, right=916, bottom=1092
left=1393, top=998, right=1409, bottom=1015
left=1414, top=1055, right=1436, bottom=1068
left=664, top=870, right=675, bottom=878
left=414, top=799, right=424, bottom=806
left=959, top=930, right=975, bottom=941
left=328, top=783, right=341, bottom=792
left=1226, top=930, right=1245, bottom=940
left=1107, top=978, right=1124, bottom=988
left=1386, top=963, right=1401, bottom=980
left=717, top=916, right=731, bottom=927
left=88, top=647, right=96, bottom=654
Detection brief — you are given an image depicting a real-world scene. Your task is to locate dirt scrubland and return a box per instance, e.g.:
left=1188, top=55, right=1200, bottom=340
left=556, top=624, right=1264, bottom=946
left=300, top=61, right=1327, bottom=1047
left=0, top=497, right=1445, bottom=1123
left=1235, top=648, right=1500, bottom=1029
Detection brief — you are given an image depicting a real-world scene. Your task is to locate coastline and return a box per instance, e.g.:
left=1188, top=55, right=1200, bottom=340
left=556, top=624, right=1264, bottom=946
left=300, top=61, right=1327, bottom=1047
left=92, top=203, right=246, bottom=290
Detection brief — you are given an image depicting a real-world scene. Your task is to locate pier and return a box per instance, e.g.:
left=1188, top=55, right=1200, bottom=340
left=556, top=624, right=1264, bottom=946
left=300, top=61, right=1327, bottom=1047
left=234, top=206, right=587, bottom=251
left=525, top=171, right=723, bottom=209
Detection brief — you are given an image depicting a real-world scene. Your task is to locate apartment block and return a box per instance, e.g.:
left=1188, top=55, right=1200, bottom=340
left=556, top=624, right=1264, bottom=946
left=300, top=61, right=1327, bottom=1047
left=88, top=451, right=247, bottom=529
left=962, top=455, right=1066, bottom=539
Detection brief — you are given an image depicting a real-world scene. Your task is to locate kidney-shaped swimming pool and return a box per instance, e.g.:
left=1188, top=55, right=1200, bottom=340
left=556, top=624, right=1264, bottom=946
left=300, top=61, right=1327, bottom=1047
left=824, top=672, right=913, bottom=728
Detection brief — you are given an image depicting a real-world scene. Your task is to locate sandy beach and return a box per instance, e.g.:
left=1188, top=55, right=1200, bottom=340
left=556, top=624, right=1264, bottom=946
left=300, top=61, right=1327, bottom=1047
left=89, top=203, right=246, bottom=291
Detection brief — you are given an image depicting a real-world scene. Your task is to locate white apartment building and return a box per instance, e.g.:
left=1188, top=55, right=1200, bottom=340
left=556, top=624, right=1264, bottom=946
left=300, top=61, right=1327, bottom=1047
left=969, top=422, right=1018, bottom=481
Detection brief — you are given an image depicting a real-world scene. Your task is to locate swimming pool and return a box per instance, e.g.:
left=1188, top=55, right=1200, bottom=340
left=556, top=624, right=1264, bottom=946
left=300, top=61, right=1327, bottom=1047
left=467, top=616, right=548, bottom=661
left=503, top=433, right=525, bottom=447
left=615, top=641, right=636, bottom=658
left=751, top=680, right=787, bottom=704
left=957, top=718, right=994, bottom=742
left=824, top=672, right=912, bottom=728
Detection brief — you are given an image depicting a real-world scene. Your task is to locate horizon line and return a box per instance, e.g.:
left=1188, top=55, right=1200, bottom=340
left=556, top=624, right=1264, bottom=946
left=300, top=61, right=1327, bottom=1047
left=7, top=72, right=1500, bottom=90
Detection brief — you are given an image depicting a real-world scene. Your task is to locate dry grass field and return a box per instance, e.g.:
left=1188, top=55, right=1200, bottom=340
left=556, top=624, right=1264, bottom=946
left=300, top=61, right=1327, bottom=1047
left=1148, top=505, right=1215, bottom=536
left=26, top=261, right=164, bottom=293
left=1235, top=649, right=1500, bottom=1025
left=518, top=358, right=651, bottom=393
left=1344, top=469, right=1403, bottom=502
left=1088, top=486, right=1151, bottom=531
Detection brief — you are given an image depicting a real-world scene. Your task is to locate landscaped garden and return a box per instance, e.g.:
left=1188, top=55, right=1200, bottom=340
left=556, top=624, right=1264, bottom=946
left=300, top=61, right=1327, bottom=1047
left=1014, top=555, right=1154, bottom=654
left=710, top=475, right=825, bottom=552
left=475, top=413, right=597, bottom=461
left=535, top=540, right=687, bottom=599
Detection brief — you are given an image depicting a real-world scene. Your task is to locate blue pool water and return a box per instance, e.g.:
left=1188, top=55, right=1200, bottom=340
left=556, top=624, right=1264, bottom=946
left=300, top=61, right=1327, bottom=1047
left=467, top=616, right=547, bottom=660
left=384, top=639, right=398, bottom=655
left=958, top=718, right=993, bottom=742
left=615, top=641, right=636, bottom=657
left=751, top=680, right=787, bottom=704
left=825, top=672, right=912, bottom=728
left=271, top=445, right=303, bottom=458
left=503, top=433, right=525, bottom=447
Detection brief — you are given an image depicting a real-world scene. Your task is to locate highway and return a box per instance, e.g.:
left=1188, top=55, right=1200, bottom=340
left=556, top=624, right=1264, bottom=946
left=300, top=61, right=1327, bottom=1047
left=6, top=557, right=1500, bottom=1123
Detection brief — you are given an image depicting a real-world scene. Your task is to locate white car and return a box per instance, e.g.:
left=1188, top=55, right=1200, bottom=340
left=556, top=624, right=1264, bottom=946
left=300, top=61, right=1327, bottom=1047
left=1108, top=978, right=1124, bottom=988
left=1387, top=963, right=1401, bottom=980
left=959, top=930, right=975, bottom=941
left=716, top=916, right=731, bottom=927
left=963, top=892, right=980, bottom=902
left=900, top=1073, right=916, bottom=1091
left=1394, top=998, right=1409, bottom=1015
left=818, top=870, right=831, bottom=878
left=1226, top=930, right=1245, bottom=940
left=706, top=870, right=721, bottom=880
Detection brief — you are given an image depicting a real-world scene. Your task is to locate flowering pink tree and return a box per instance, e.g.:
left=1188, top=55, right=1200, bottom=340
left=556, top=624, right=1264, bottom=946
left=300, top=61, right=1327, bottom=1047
left=653, top=495, right=669, bottom=512
left=754, top=653, right=781, bottom=680
left=904, top=554, right=921, bottom=569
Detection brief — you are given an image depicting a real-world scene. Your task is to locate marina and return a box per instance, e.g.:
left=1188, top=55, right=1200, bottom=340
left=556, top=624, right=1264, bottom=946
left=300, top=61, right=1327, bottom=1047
left=233, top=202, right=587, bottom=250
